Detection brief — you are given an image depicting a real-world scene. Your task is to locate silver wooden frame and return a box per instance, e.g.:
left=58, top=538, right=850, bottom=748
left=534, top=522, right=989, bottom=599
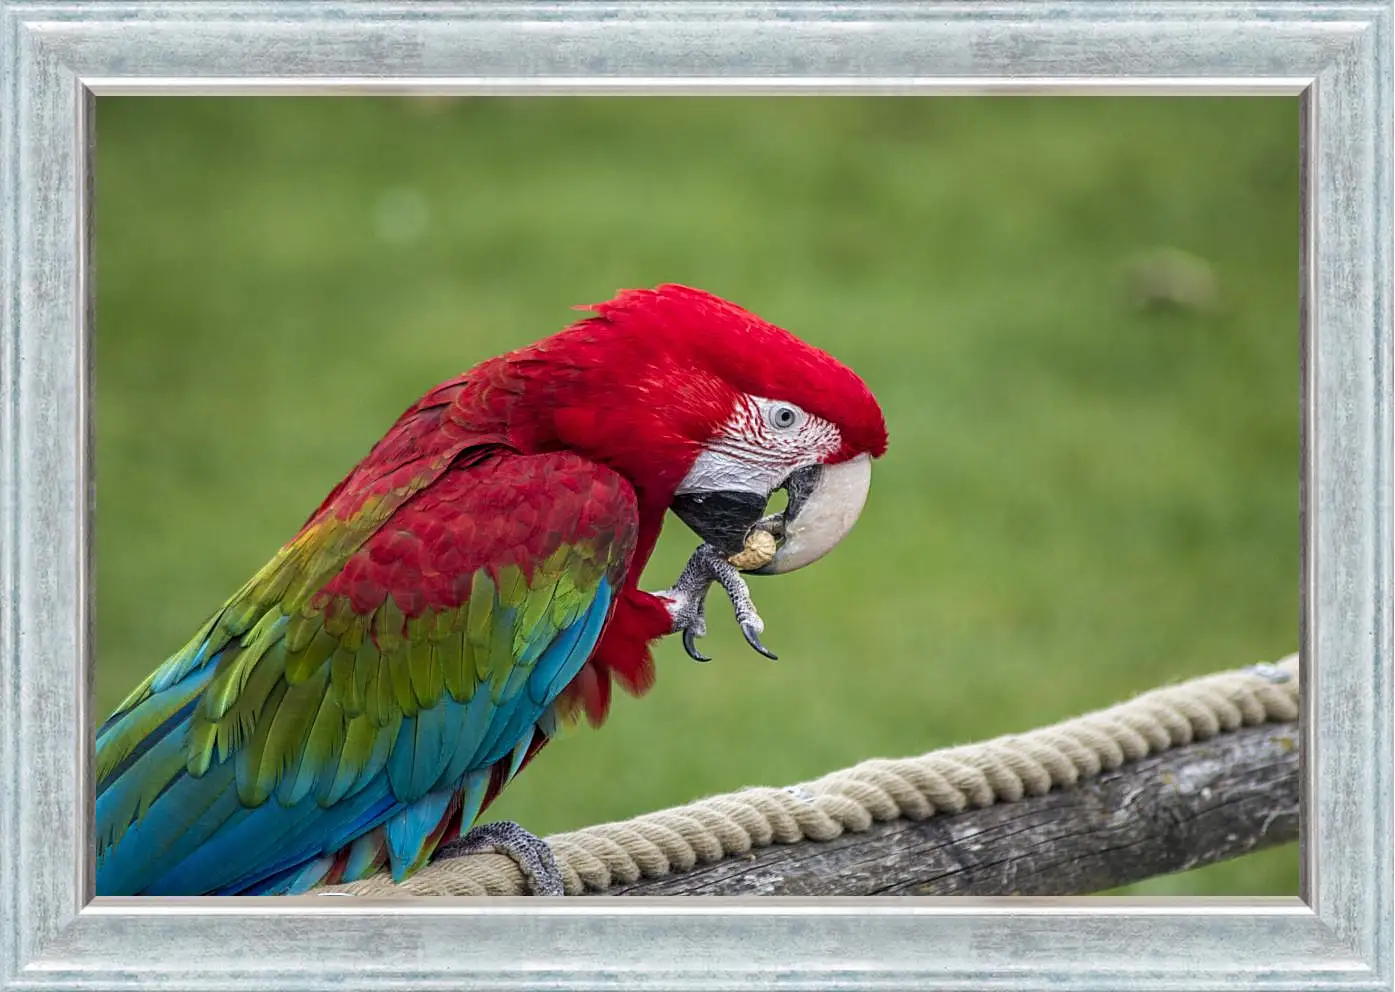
left=1, top=2, right=1390, bottom=989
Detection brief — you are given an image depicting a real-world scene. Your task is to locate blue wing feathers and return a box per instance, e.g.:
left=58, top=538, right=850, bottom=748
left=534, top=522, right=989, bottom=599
left=341, top=832, right=385, bottom=883
left=247, top=855, right=337, bottom=896
left=385, top=788, right=456, bottom=879
left=387, top=699, right=465, bottom=803
left=457, top=768, right=492, bottom=838
left=477, top=581, right=613, bottom=766
left=96, top=755, right=241, bottom=895
left=436, top=688, right=498, bottom=788
left=539, top=581, right=613, bottom=704
left=151, top=782, right=394, bottom=896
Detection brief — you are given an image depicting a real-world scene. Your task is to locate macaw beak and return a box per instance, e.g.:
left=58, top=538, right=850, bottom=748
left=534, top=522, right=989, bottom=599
left=670, top=453, right=873, bottom=572
left=752, top=453, right=873, bottom=575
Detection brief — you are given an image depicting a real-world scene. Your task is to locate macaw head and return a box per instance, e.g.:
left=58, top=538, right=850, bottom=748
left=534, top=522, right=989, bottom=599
left=545, top=284, right=888, bottom=575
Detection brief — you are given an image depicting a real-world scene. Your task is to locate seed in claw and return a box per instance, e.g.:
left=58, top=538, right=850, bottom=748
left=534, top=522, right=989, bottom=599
left=727, top=528, right=779, bottom=571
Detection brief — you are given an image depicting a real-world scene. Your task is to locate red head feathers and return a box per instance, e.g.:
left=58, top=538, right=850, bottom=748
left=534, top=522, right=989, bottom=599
left=573, top=284, right=889, bottom=465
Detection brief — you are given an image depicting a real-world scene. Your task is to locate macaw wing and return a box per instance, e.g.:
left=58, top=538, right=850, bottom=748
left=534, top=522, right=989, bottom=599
left=95, top=448, right=638, bottom=896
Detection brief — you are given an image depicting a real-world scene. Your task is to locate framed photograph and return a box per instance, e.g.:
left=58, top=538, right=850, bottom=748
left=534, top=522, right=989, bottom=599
left=1, top=2, right=1389, bottom=990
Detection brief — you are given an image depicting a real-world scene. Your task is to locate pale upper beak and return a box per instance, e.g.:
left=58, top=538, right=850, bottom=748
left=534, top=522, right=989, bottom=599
left=753, top=453, right=873, bottom=574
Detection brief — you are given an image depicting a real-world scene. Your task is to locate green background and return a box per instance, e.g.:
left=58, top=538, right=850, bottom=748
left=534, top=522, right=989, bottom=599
left=95, top=96, right=1300, bottom=896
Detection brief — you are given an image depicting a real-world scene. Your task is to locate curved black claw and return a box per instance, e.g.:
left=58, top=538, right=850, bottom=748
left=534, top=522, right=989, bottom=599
left=740, top=621, right=778, bottom=661
left=683, top=627, right=711, bottom=663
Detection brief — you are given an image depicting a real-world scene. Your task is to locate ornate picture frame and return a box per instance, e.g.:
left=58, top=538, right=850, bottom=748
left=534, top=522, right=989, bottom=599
left=1, top=2, right=1389, bottom=989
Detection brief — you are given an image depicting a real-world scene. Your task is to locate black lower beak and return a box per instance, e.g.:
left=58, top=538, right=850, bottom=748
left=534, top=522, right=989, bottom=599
left=779, top=465, right=822, bottom=521
left=670, top=490, right=769, bottom=557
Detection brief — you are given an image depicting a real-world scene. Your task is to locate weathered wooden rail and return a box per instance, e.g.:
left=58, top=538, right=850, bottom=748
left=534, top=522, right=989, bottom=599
left=605, top=721, right=1298, bottom=896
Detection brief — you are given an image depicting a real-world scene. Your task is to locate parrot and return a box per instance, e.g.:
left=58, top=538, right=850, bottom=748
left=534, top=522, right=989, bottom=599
left=94, top=284, right=889, bottom=897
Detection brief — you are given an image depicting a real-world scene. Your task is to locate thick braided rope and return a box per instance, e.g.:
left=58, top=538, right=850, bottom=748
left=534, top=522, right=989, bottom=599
left=325, top=654, right=1299, bottom=897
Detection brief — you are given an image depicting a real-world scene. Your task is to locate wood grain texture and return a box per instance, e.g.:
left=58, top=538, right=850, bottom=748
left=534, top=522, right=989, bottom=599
left=606, top=722, right=1300, bottom=896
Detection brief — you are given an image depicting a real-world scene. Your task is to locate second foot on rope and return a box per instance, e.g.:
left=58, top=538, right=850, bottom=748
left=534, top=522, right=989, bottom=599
left=440, top=820, right=566, bottom=896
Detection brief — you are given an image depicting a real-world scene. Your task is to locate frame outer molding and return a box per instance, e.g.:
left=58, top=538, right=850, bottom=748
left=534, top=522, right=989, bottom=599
left=0, top=3, right=1390, bottom=990
left=1305, top=11, right=1392, bottom=977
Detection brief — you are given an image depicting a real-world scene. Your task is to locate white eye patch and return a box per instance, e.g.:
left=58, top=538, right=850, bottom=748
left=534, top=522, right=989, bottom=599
left=677, top=395, right=841, bottom=497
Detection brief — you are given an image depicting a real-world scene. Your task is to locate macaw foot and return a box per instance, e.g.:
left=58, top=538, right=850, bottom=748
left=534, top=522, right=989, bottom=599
left=441, top=820, right=565, bottom=896
left=660, top=543, right=776, bottom=663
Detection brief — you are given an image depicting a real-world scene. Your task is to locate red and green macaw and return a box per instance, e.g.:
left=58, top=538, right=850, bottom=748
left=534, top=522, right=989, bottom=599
left=95, top=285, right=888, bottom=896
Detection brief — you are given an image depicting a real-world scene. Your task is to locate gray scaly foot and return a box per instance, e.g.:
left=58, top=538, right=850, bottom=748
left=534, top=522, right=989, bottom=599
left=439, top=820, right=565, bottom=896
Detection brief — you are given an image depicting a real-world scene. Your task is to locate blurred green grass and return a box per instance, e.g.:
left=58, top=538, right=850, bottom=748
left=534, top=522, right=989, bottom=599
left=95, top=96, right=1300, bottom=896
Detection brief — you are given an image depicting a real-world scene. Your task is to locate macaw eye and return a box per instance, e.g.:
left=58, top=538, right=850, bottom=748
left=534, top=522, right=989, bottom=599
left=768, top=404, right=804, bottom=431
